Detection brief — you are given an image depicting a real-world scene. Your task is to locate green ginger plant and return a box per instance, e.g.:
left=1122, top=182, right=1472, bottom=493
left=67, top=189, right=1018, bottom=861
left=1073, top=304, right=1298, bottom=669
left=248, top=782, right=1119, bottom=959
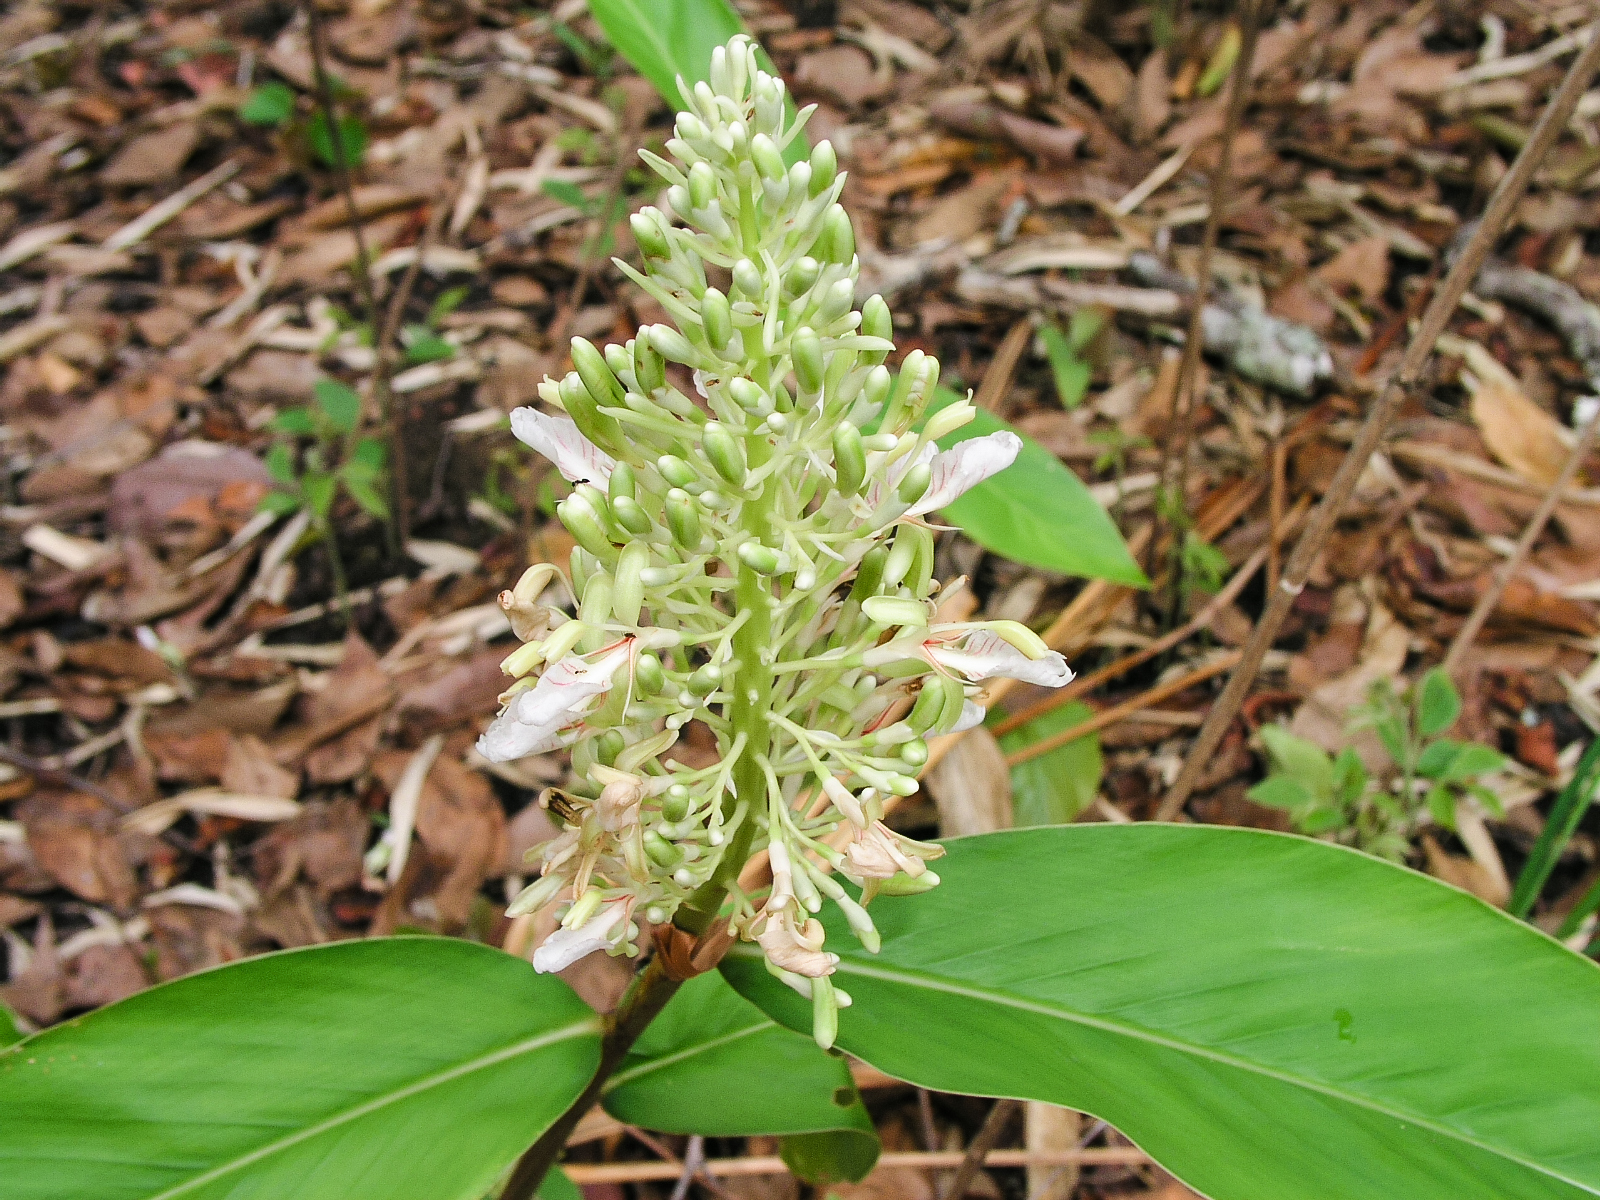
left=480, top=36, right=1069, bottom=1043
left=7, top=36, right=1600, bottom=1200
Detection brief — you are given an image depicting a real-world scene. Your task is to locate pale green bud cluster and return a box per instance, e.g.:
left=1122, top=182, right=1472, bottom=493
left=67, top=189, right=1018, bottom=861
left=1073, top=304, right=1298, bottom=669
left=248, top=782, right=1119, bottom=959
left=491, top=36, right=1068, bottom=1043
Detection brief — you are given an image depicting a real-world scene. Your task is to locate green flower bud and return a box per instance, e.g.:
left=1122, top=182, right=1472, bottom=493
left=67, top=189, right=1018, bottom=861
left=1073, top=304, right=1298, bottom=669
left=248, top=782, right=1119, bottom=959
left=658, top=455, right=698, bottom=488
left=648, top=323, right=698, bottom=366
left=675, top=112, right=708, bottom=144
left=630, top=210, right=670, bottom=259
left=738, top=541, right=782, bottom=574
left=558, top=371, right=624, bottom=452
left=732, top=257, right=764, bottom=298
left=604, top=342, right=634, bottom=387
left=569, top=546, right=597, bottom=597
left=832, top=424, right=866, bottom=495
left=573, top=337, right=624, bottom=407
left=784, top=256, right=820, bottom=299
left=611, top=494, right=653, bottom=535
left=849, top=546, right=887, bottom=602
left=612, top=541, right=648, bottom=626
left=792, top=327, right=824, bottom=394
left=882, top=527, right=919, bottom=588
left=563, top=886, right=605, bottom=928
left=596, top=729, right=626, bottom=766
left=809, top=140, right=837, bottom=197
left=820, top=277, right=855, bottom=323
left=862, top=595, right=928, bottom=627
left=873, top=869, right=941, bottom=896
left=645, top=829, right=684, bottom=867
left=907, top=522, right=935, bottom=596
left=771, top=379, right=794, bottom=412
left=899, top=737, right=929, bottom=767
left=701, top=287, right=733, bottom=352
left=862, top=364, right=893, bottom=411
left=861, top=294, right=892, bottom=341
left=687, top=663, right=722, bottom=695
left=665, top=488, right=702, bottom=548
left=633, top=336, right=666, bottom=394
left=728, top=377, right=768, bottom=413
left=661, top=784, right=691, bottom=822
left=897, top=462, right=932, bottom=506
left=702, top=421, right=746, bottom=487
left=635, top=652, right=665, bottom=695
left=907, top=678, right=948, bottom=734
left=821, top=205, right=854, bottom=264
left=608, top=462, right=637, bottom=503
left=688, top=160, right=716, bottom=210
left=751, top=131, right=786, bottom=180
left=812, top=975, right=839, bottom=1051
left=579, top=570, right=613, bottom=628
left=559, top=493, right=618, bottom=564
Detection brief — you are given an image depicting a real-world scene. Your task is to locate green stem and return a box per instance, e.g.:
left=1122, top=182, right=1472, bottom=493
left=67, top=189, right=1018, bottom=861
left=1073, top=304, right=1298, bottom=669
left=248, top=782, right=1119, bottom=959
left=316, top=512, right=352, bottom=630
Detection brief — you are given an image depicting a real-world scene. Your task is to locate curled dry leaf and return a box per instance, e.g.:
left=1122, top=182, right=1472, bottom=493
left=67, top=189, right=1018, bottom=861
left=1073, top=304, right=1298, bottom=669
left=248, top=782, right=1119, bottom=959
left=1470, top=378, right=1573, bottom=487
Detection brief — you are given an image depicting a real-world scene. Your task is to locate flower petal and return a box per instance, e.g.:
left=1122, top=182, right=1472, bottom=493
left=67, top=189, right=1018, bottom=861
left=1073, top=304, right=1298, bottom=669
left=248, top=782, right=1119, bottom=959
left=909, top=431, right=1022, bottom=515
left=532, top=901, right=628, bottom=972
left=510, top=407, right=615, bottom=485
left=932, top=629, right=1074, bottom=688
left=476, top=645, right=632, bottom=763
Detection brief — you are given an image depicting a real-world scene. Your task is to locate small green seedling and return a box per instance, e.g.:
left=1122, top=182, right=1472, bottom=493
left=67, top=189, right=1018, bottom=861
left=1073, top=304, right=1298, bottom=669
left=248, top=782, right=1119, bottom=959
left=398, top=286, right=471, bottom=366
left=1249, top=667, right=1507, bottom=862
left=1038, top=307, right=1103, bottom=410
left=236, top=80, right=368, bottom=169
left=262, top=379, right=390, bottom=617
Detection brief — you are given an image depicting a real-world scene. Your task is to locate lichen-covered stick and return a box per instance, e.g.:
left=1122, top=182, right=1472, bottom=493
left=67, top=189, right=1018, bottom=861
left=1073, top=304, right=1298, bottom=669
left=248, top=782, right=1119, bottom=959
left=482, top=36, right=1074, bottom=1049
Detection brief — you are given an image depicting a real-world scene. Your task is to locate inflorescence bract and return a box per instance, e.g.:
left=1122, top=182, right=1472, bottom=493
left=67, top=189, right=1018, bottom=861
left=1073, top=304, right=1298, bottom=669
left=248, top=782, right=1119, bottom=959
left=483, top=35, right=1073, bottom=1046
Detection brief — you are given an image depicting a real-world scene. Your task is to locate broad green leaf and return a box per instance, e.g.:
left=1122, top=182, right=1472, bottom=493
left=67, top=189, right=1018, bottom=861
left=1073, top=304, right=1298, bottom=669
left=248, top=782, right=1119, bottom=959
left=340, top=471, right=390, bottom=520
left=306, top=112, right=368, bottom=170
left=1258, top=724, right=1335, bottom=800
left=604, top=972, right=877, bottom=1180
left=540, top=178, right=592, bottom=211
left=724, top=826, right=1600, bottom=1200
left=781, top=1130, right=881, bottom=1187
left=314, top=378, right=362, bottom=434
left=540, top=1166, right=582, bottom=1200
left=263, top=441, right=298, bottom=484
left=403, top=330, right=457, bottom=366
left=302, top=470, right=337, bottom=518
left=351, top=436, right=388, bottom=470
left=998, top=700, right=1102, bottom=825
left=270, top=406, right=318, bottom=436
left=0, top=1000, right=21, bottom=1046
left=927, top=388, right=1146, bottom=587
left=1245, top=773, right=1316, bottom=811
left=1416, top=668, right=1462, bottom=738
left=0, top=938, right=601, bottom=1200
left=238, top=81, right=295, bottom=127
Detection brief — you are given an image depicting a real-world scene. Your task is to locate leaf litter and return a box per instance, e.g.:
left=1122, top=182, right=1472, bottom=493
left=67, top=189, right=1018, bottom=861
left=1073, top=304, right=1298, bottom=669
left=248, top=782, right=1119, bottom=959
left=2, top=0, right=1600, bottom=1195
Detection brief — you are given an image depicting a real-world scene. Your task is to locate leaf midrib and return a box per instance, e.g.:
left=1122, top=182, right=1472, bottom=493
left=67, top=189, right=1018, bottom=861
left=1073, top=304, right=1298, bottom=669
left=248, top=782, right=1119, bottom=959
left=146, top=1016, right=601, bottom=1200
left=604, top=1020, right=771, bottom=1092
left=732, top=947, right=1598, bottom=1195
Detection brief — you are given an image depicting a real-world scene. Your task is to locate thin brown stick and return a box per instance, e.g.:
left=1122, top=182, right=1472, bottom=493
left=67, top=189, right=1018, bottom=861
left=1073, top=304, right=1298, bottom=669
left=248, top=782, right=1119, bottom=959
left=501, top=956, right=683, bottom=1200
left=1442, top=405, right=1600, bottom=676
left=1155, top=26, right=1600, bottom=822
left=624, top=1128, right=738, bottom=1200
left=943, top=1099, right=1019, bottom=1200
left=562, top=1148, right=1152, bottom=1184
left=1268, top=440, right=1286, bottom=594
left=993, top=544, right=1268, bottom=737
left=1158, top=0, right=1267, bottom=619
left=1006, top=650, right=1243, bottom=767
left=302, top=0, right=410, bottom=549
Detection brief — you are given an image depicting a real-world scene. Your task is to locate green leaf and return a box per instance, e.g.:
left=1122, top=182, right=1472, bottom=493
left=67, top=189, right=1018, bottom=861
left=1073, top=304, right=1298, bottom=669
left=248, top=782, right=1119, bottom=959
left=341, top=471, right=390, bottom=520
left=0, top=938, right=601, bottom=1200
left=306, top=112, right=368, bottom=170
left=238, top=81, right=295, bottom=127
left=926, top=388, right=1147, bottom=587
left=1416, top=668, right=1462, bottom=738
left=402, top=329, right=457, bottom=365
left=258, top=489, right=303, bottom=516
left=724, top=826, right=1600, bottom=1200
left=427, top=285, right=472, bottom=327
left=1258, top=724, right=1336, bottom=802
left=271, top=406, right=318, bottom=436
left=1511, top=736, right=1600, bottom=919
left=1246, top=774, right=1317, bottom=811
left=0, top=1000, right=22, bottom=1047
left=540, top=178, right=592, bottom=211
left=1426, top=784, right=1457, bottom=831
left=1440, top=743, right=1507, bottom=782
left=781, top=1130, right=881, bottom=1187
left=998, top=700, right=1102, bottom=825
left=539, top=1166, right=582, bottom=1200
left=604, top=972, right=878, bottom=1177
left=263, top=441, right=298, bottom=484
left=351, top=437, right=388, bottom=469
left=1039, top=322, right=1091, bottom=410
left=313, top=378, right=362, bottom=434
left=302, top=470, right=337, bottom=518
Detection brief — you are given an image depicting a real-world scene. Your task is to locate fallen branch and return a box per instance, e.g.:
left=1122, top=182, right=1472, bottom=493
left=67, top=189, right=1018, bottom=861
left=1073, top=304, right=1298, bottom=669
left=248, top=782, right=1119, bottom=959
left=1156, top=26, right=1600, bottom=822
left=942, top=1098, right=1019, bottom=1200
left=562, top=1147, right=1152, bottom=1184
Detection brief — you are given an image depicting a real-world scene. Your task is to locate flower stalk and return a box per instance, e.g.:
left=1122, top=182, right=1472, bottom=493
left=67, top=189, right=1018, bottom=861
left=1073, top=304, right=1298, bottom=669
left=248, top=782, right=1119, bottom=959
left=484, top=35, right=1075, bottom=1048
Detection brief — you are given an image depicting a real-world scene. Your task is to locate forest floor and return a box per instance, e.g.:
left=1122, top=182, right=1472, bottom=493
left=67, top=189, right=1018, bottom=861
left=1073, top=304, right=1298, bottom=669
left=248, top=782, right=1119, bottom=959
left=1, top=0, right=1598, bottom=1197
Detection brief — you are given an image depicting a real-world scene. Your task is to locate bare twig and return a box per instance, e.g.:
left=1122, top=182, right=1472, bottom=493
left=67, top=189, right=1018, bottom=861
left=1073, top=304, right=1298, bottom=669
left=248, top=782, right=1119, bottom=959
left=941, top=1099, right=1020, bottom=1200
left=562, top=1148, right=1152, bottom=1184
left=1443, top=406, right=1600, bottom=677
left=1005, top=650, right=1243, bottom=767
left=1158, top=0, right=1267, bottom=622
left=623, top=1129, right=735, bottom=1200
left=301, top=0, right=410, bottom=549
left=1156, top=25, right=1600, bottom=822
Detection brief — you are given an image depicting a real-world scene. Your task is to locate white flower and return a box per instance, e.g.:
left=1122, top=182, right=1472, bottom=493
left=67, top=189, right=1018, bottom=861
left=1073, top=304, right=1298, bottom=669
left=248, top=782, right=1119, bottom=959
left=864, top=431, right=1022, bottom=516
left=510, top=407, right=615, bottom=486
left=477, top=643, right=632, bottom=762
left=757, top=907, right=838, bottom=977
left=533, top=899, right=629, bottom=972
left=909, top=431, right=1022, bottom=516
left=844, top=821, right=939, bottom=880
left=947, top=699, right=988, bottom=732
left=864, top=628, right=1073, bottom=689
